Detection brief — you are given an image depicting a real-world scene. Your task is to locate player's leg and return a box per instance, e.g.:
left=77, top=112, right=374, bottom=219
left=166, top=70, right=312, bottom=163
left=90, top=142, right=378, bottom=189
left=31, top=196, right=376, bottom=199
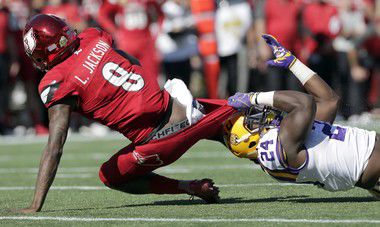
left=356, top=134, right=380, bottom=190
left=99, top=101, right=234, bottom=202
left=99, top=145, right=187, bottom=194
left=99, top=144, right=219, bottom=203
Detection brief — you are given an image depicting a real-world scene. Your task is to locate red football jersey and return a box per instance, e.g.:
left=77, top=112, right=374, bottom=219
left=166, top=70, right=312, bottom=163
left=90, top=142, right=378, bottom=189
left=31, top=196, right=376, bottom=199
left=38, top=28, right=170, bottom=144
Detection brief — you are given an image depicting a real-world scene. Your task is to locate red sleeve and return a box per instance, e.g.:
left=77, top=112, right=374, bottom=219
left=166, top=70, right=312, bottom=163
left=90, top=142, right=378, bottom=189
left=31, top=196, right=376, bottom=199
left=38, top=72, right=78, bottom=108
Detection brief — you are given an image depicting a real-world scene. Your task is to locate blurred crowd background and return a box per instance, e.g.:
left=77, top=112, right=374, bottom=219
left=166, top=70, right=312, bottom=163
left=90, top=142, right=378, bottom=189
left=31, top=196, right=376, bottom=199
left=0, top=0, right=379, bottom=136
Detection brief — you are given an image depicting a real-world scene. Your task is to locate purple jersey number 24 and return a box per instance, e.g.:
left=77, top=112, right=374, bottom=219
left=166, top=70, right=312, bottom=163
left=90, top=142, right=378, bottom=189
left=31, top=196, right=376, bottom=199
left=259, top=140, right=275, bottom=162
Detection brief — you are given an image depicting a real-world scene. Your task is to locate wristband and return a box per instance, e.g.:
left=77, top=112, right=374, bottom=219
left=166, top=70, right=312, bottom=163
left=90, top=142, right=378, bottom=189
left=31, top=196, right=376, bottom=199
left=250, top=91, right=275, bottom=107
left=289, top=59, right=316, bottom=85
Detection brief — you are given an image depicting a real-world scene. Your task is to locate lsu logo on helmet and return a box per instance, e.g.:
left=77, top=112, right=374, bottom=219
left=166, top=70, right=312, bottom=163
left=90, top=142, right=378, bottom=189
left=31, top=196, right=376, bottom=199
left=223, top=107, right=283, bottom=161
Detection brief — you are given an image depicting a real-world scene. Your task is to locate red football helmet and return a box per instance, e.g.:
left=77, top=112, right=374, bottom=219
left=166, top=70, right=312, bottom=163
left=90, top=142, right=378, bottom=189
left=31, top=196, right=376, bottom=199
left=23, top=14, right=79, bottom=71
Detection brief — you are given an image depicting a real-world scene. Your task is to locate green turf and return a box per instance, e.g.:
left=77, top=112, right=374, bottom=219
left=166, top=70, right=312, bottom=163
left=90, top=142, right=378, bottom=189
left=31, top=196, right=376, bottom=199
left=0, top=133, right=379, bottom=226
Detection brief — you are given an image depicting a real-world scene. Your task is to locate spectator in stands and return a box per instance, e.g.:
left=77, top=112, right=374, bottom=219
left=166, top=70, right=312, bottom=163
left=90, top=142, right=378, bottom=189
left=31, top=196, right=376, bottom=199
left=8, top=0, right=48, bottom=135
left=0, top=2, right=18, bottom=134
left=81, top=0, right=102, bottom=27
left=247, top=0, right=303, bottom=92
left=215, top=0, right=251, bottom=97
left=333, top=0, right=370, bottom=118
left=157, top=0, right=197, bottom=86
left=301, top=0, right=341, bottom=87
left=346, top=0, right=380, bottom=120
left=97, top=0, right=164, bottom=79
left=31, top=0, right=47, bottom=14
left=42, top=0, right=87, bottom=31
left=190, top=0, right=220, bottom=98
left=366, top=16, right=380, bottom=116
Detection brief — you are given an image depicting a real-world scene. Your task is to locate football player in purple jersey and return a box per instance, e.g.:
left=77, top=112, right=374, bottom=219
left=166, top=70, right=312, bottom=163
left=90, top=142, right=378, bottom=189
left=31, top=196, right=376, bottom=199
left=225, top=35, right=380, bottom=197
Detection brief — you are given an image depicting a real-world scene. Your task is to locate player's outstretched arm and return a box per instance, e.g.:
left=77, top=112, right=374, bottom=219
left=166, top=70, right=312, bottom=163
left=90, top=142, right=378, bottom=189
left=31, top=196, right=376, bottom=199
left=262, top=34, right=340, bottom=124
left=18, top=103, right=71, bottom=213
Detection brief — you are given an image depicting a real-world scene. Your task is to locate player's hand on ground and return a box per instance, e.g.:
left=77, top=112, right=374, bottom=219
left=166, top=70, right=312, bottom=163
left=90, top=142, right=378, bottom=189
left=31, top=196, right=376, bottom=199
left=262, top=34, right=296, bottom=69
left=228, top=92, right=253, bottom=110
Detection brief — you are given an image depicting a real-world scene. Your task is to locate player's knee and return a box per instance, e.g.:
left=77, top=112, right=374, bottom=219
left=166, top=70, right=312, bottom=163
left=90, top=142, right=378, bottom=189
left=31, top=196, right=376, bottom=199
left=98, top=165, right=111, bottom=187
left=98, top=163, right=123, bottom=188
left=99, top=164, right=152, bottom=194
left=98, top=162, right=141, bottom=190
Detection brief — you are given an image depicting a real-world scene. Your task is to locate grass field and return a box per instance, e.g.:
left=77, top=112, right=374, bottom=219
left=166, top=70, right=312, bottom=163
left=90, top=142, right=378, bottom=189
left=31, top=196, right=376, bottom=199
left=0, top=131, right=379, bottom=226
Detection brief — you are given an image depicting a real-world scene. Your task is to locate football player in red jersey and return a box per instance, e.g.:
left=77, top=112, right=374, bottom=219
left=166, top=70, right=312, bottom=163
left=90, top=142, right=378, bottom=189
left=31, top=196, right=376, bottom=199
left=18, top=14, right=236, bottom=213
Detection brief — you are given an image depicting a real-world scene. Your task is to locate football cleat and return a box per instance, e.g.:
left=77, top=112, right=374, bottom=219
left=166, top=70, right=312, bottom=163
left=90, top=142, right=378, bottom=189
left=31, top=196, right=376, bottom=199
left=188, top=178, right=220, bottom=204
left=223, top=106, right=283, bottom=160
